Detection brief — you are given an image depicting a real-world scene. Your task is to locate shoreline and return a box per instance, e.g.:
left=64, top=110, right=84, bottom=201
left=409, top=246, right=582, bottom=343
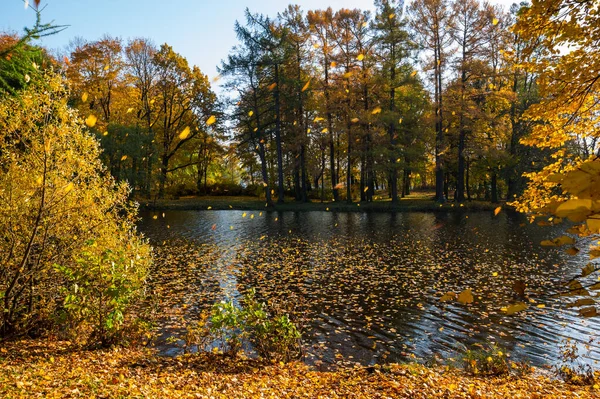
left=138, top=195, right=507, bottom=213
left=0, top=339, right=594, bottom=398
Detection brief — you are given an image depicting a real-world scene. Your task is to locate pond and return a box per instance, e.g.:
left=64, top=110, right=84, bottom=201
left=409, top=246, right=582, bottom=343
left=138, top=210, right=600, bottom=369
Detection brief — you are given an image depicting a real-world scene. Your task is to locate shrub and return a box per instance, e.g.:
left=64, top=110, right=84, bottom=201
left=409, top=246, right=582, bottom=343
left=460, top=345, right=514, bottom=376
left=206, top=290, right=301, bottom=361
left=0, top=72, right=152, bottom=344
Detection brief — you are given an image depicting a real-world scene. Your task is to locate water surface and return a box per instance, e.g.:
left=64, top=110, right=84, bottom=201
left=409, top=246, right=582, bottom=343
left=138, top=210, right=600, bottom=368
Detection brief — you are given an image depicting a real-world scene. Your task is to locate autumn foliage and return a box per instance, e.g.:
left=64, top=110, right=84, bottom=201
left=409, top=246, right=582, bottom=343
left=0, top=72, right=151, bottom=344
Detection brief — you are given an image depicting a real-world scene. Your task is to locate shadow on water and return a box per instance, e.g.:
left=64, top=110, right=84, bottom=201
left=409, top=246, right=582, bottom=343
left=138, top=210, right=600, bottom=368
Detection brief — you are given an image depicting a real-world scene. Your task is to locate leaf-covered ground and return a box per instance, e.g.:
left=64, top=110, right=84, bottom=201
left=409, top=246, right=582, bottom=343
left=0, top=340, right=596, bottom=398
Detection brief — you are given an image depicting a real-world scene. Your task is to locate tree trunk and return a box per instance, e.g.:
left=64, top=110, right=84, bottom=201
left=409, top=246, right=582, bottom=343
left=274, top=64, right=285, bottom=204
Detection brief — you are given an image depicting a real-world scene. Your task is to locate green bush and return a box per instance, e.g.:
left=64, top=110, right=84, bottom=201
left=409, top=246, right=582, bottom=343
left=204, top=290, right=301, bottom=361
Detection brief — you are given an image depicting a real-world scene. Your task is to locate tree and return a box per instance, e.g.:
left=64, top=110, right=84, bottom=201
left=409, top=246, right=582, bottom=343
left=449, top=0, right=487, bottom=202
left=513, top=0, right=600, bottom=309
left=408, top=0, right=454, bottom=202
left=308, top=8, right=340, bottom=201
left=153, top=45, right=217, bottom=197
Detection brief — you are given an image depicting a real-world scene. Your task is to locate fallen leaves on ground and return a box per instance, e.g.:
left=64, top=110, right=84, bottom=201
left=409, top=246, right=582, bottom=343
left=0, top=340, right=594, bottom=398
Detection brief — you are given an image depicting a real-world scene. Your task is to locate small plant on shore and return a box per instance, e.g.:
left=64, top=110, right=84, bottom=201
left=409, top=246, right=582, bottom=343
left=460, top=345, right=513, bottom=376
left=203, top=289, right=301, bottom=361
left=556, top=339, right=599, bottom=386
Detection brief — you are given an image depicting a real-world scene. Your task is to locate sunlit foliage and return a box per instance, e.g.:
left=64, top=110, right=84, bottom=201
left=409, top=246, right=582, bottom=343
left=0, top=72, right=151, bottom=344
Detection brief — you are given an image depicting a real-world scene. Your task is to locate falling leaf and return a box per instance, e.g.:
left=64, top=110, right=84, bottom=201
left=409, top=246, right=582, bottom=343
left=104, top=65, right=109, bottom=71
left=330, top=61, right=337, bottom=68
left=248, top=111, right=254, bottom=117
left=206, top=115, right=216, bottom=125
left=268, top=82, right=277, bottom=91
left=410, top=70, right=417, bottom=77
left=301, top=80, right=311, bottom=91
left=505, top=302, right=527, bottom=315
left=389, top=13, right=395, bottom=19
left=85, top=115, right=97, bottom=128
left=492, top=17, right=499, bottom=25
left=439, top=292, right=456, bottom=302
left=82, top=92, right=88, bottom=102
left=398, top=118, right=403, bottom=124
left=579, top=307, right=598, bottom=317
left=126, top=107, right=134, bottom=113
left=494, top=207, right=501, bottom=216
left=179, top=126, right=191, bottom=140
left=351, top=117, right=360, bottom=123
left=64, top=182, right=74, bottom=194
left=582, top=263, right=595, bottom=277
left=103, top=131, right=108, bottom=136
left=357, top=54, right=364, bottom=61
left=120, top=155, right=127, bottom=161
left=211, top=224, right=217, bottom=230
left=457, top=289, right=474, bottom=305
left=371, top=107, right=382, bottom=115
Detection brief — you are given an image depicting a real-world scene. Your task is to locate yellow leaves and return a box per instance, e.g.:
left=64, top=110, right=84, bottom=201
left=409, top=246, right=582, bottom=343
left=81, top=92, right=88, bottom=103
left=439, top=292, right=456, bottom=302
left=540, top=235, right=575, bottom=247
left=301, top=80, right=311, bottom=92
left=410, top=70, right=417, bottom=77
left=371, top=107, right=381, bottom=115
left=581, top=263, right=595, bottom=277
left=356, top=54, right=365, bottom=61
left=267, top=82, right=277, bottom=91
left=126, top=107, right=134, bottom=114
left=398, top=118, right=403, bottom=124
left=248, top=111, right=254, bottom=117
left=504, top=302, right=527, bottom=315
left=492, top=18, right=499, bottom=26
left=555, top=200, right=593, bottom=222
left=536, top=304, right=546, bottom=309
left=494, top=207, right=501, bottom=216
left=321, top=128, right=328, bottom=133
left=389, top=13, right=396, bottom=19
left=314, top=116, right=324, bottom=122
left=330, top=61, right=337, bottom=68
left=120, top=155, right=128, bottom=161
left=206, top=115, right=216, bottom=126
left=579, top=307, right=598, bottom=317
left=179, top=126, right=191, bottom=140
left=343, top=71, right=353, bottom=79
left=566, top=298, right=595, bottom=308
left=457, top=289, right=474, bottom=305
left=351, top=117, right=360, bottom=123
left=587, top=215, right=600, bottom=233
left=64, top=182, right=74, bottom=194
left=103, top=131, right=108, bottom=136
left=85, top=115, right=97, bottom=128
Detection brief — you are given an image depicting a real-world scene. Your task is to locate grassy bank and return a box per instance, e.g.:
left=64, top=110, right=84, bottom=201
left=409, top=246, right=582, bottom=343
left=0, top=340, right=594, bottom=398
left=139, top=193, right=503, bottom=213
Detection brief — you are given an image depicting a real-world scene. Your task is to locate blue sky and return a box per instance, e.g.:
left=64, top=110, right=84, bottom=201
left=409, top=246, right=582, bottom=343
left=2, top=0, right=516, bottom=81
left=2, top=0, right=376, bottom=80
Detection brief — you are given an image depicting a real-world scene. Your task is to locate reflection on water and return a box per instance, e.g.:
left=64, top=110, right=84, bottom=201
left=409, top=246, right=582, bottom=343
left=138, top=210, right=600, bottom=367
